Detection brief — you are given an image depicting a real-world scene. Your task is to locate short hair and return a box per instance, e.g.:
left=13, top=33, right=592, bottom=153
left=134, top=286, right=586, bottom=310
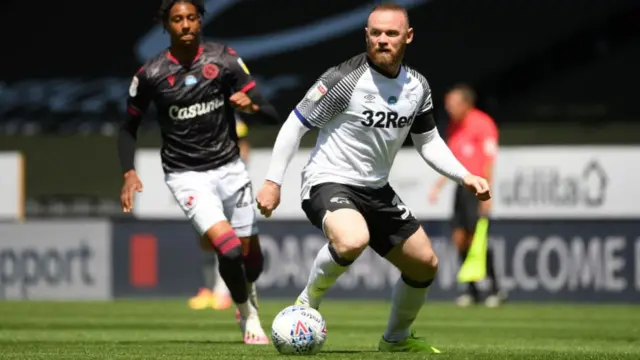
left=370, top=2, right=410, bottom=26
left=448, top=83, right=477, bottom=106
left=156, top=0, right=206, bottom=24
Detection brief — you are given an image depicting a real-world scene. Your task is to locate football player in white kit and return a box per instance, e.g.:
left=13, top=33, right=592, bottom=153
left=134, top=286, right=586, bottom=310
left=256, top=2, right=491, bottom=353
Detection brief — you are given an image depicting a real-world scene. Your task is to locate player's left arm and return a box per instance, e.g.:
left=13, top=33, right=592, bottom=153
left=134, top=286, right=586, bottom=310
left=409, top=80, right=470, bottom=184
left=118, top=67, right=153, bottom=174
left=222, top=46, right=279, bottom=123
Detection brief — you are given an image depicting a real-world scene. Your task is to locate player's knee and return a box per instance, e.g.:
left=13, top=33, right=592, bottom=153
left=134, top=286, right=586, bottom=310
left=205, top=223, right=243, bottom=261
left=199, top=235, right=215, bottom=251
left=424, top=249, right=439, bottom=273
left=327, top=224, right=369, bottom=261
left=331, top=237, right=368, bottom=260
left=324, top=209, right=369, bottom=261
left=405, top=249, right=439, bottom=283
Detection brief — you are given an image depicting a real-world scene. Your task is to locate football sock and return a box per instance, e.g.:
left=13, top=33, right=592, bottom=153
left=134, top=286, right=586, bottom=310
left=214, top=231, right=249, bottom=309
left=298, top=242, right=353, bottom=309
left=383, top=275, right=433, bottom=342
left=236, top=299, right=258, bottom=320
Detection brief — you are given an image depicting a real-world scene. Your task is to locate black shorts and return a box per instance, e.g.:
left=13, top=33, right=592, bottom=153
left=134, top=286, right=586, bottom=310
left=301, top=182, right=421, bottom=257
left=452, top=184, right=480, bottom=231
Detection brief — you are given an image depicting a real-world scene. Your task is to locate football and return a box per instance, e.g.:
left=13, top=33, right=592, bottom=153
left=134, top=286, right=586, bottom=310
left=271, top=305, right=327, bottom=355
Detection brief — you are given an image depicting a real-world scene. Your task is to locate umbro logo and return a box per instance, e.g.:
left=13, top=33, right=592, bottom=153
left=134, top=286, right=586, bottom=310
left=364, top=94, right=376, bottom=103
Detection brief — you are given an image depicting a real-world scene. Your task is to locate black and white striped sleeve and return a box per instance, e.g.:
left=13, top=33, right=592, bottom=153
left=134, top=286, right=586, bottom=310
left=406, top=69, right=436, bottom=134
left=416, top=73, right=434, bottom=115
left=293, top=67, right=352, bottom=129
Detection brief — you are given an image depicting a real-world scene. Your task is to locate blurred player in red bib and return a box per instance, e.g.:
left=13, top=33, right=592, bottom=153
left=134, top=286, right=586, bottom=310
left=428, top=84, right=506, bottom=307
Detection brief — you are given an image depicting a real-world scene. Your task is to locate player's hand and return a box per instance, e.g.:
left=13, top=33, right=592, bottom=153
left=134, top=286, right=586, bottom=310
left=121, top=170, right=143, bottom=213
left=256, top=180, right=281, bottom=218
left=462, top=174, right=491, bottom=201
left=230, top=91, right=259, bottom=113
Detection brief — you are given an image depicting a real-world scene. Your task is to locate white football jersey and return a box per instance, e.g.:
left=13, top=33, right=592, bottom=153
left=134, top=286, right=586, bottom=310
left=294, top=53, right=434, bottom=200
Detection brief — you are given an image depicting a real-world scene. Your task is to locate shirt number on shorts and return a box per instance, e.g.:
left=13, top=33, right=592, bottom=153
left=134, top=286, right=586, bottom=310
left=392, top=195, right=411, bottom=220
left=236, top=183, right=254, bottom=208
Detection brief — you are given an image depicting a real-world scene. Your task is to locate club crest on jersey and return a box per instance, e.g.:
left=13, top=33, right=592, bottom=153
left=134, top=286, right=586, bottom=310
left=202, top=64, right=219, bottom=79
left=169, top=98, right=224, bottom=121
left=129, top=76, right=139, bottom=97
left=405, top=93, right=418, bottom=105
left=185, top=75, right=198, bottom=86
left=182, top=194, right=197, bottom=209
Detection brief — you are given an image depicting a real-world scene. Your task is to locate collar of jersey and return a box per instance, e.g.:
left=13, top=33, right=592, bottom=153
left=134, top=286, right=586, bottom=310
left=366, top=55, right=401, bottom=79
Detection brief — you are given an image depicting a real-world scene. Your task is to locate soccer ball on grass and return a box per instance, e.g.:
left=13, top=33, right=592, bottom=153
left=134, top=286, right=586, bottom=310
left=271, top=305, right=327, bottom=355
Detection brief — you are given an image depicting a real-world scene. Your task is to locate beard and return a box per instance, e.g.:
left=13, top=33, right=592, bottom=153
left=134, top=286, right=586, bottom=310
left=367, top=42, right=406, bottom=70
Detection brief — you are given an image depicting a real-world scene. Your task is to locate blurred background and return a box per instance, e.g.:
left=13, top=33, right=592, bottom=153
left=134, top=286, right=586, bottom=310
left=1, top=0, right=639, bottom=304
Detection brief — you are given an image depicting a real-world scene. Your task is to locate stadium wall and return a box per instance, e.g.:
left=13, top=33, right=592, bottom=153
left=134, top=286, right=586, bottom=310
left=0, top=219, right=638, bottom=302
left=0, top=146, right=638, bottom=302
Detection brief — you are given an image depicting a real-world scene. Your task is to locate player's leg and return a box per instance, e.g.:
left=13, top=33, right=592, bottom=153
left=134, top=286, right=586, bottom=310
left=452, top=185, right=480, bottom=306
left=188, top=250, right=217, bottom=310
left=365, top=186, right=440, bottom=353
left=225, top=182, right=263, bottom=309
left=239, top=234, right=262, bottom=309
left=166, top=171, right=253, bottom=336
left=197, top=222, right=252, bottom=316
left=211, top=257, right=232, bottom=310
left=297, top=183, right=370, bottom=309
left=221, top=167, right=268, bottom=344
left=378, top=225, right=441, bottom=353
left=471, top=205, right=504, bottom=308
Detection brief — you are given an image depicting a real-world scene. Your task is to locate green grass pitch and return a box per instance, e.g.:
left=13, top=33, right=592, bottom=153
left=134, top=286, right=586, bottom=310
left=0, top=300, right=638, bottom=359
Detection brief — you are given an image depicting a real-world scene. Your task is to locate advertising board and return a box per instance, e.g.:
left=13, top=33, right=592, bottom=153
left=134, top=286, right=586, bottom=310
left=0, top=221, right=112, bottom=300
left=111, top=219, right=640, bottom=302
left=0, top=152, right=24, bottom=221
left=133, top=147, right=640, bottom=220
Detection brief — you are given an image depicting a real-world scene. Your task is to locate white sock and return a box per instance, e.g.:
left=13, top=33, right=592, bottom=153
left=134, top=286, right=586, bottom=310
left=383, top=276, right=431, bottom=342
left=297, top=243, right=352, bottom=309
left=212, top=263, right=230, bottom=295
left=248, top=282, right=259, bottom=309
left=237, top=299, right=258, bottom=319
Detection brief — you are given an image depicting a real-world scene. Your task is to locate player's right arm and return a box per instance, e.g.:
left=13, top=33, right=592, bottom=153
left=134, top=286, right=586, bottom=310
left=409, top=75, right=490, bottom=201
left=118, top=67, right=153, bottom=212
left=256, top=67, right=347, bottom=217
left=428, top=124, right=455, bottom=203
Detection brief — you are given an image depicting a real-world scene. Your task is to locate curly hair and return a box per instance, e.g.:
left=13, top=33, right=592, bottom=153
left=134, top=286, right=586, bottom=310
left=156, top=0, right=206, bottom=23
